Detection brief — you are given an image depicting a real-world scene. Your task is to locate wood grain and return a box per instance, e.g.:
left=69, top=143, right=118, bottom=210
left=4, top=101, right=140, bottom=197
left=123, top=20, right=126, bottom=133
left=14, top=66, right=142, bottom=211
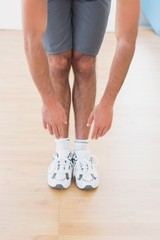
left=0, top=30, right=160, bottom=240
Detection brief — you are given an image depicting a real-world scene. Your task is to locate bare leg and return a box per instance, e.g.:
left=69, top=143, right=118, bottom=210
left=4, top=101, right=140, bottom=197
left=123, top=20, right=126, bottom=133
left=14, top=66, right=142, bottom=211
left=48, top=51, right=72, bottom=138
left=72, top=51, right=96, bottom=139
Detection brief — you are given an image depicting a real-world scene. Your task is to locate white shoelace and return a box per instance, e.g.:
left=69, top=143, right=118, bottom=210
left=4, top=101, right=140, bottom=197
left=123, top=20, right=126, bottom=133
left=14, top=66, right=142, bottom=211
left=74, top=155, right=98, bottom=175
left=48, top=153, right=73, bottom=173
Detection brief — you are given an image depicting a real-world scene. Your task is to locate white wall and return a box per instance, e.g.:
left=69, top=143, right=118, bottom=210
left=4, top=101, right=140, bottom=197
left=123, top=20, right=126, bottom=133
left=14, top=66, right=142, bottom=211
left=107, top=0, right=116, bottom=32
left=0, top=0, right=149, bottom=31
left=0, top=0, right=22, bottom=30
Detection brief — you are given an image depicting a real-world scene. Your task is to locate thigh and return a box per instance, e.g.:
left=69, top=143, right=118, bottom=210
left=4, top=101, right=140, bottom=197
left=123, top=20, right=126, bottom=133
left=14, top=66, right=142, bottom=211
left=43, top=0, right=72, bottom=55
left=72, top=0, right=111, bottom=56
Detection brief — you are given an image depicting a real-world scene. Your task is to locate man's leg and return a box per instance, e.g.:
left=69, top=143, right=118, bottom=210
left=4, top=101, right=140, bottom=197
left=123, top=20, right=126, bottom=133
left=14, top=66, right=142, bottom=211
left=70, top=0, right=111, bottom=190
left=72, top=51, right=96, bottom=139
left=71, top=51, right=99, bottom=190
left=42, top=0, right=74, bottom=189
left=48, top=51, right=72, bottom=138
left=47, top=51, right=73, bottom=190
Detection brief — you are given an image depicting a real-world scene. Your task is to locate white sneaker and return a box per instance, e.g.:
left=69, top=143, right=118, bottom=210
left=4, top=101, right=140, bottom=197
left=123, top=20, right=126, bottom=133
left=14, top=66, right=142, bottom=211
left=48, top=151, right=73, bottom=189
left=73, top=150, right=99, bottom=190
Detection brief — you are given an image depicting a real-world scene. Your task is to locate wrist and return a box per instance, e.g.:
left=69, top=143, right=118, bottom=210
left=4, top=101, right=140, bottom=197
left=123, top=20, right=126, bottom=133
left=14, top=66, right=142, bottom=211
left=100, top=95, right=115, bottom=108
left=41, top=92, right=56, bottom=105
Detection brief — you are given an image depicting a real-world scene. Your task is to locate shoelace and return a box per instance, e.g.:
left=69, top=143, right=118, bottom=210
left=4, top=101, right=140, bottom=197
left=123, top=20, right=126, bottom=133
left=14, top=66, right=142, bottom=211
left=74, top=156, right=98, bottom=175
left=48, top=153, right=73, bottom=173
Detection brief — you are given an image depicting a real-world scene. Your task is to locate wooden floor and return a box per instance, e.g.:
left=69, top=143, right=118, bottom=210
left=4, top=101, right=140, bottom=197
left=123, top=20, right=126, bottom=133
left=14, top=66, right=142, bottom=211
left=0, top=30, right=160, bottom=240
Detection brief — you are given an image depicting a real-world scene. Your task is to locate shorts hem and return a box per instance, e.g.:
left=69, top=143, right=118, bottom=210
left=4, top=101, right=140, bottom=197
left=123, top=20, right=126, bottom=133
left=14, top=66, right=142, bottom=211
left=45, top=47, right=73, bottom=55
left=45, top=47, right=99, bottom=56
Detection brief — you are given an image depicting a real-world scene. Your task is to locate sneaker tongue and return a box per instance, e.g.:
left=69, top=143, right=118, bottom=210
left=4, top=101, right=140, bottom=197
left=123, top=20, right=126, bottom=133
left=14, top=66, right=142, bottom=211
left=75, top=149, right=91, bottom=159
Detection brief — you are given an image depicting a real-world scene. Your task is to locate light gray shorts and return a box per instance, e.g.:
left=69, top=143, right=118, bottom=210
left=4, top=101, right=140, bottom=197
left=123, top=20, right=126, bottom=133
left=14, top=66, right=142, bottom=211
left=43, top=0, right=111, bottom=56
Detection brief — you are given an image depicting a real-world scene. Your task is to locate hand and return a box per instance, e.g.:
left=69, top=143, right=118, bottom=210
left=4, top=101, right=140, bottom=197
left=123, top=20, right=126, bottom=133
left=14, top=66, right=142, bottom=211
left=42, top=97, right=67, bottom=138
left=87, top=100, right=113, bottom=140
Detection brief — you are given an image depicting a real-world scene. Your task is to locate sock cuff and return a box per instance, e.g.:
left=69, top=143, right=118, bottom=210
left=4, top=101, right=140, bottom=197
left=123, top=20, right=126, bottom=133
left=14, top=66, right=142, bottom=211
left=55, top=138, right=69, bottom=143
left=74, top=139, right=89, bottom=152
left=75, top=139, right=89, bottom=144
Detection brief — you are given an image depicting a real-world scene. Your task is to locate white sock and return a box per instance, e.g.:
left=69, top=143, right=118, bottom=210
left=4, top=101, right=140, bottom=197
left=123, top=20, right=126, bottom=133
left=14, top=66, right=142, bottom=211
left=55, top=138, right=70, bottom=156
left=74, top=139, right=89, bottom=152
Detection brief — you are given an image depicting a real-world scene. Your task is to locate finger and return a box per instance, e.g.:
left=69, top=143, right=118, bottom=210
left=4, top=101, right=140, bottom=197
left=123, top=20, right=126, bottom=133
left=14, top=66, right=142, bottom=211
left=53, top=125, right=60, bottom=139
left=58, top=123, right=64, bottom=138
left=95, top=128, right=103, bottom=140
left=43, top=119, right=47, bottom=129
left=63, top=112, right=68, bottom=125
left=101, top=127, right=108, bottom=137
left=91, top=126, right=98, bottom=139
left=47, top=123, right=54, bottom=135
left=87, top=112, right=94, bottom=127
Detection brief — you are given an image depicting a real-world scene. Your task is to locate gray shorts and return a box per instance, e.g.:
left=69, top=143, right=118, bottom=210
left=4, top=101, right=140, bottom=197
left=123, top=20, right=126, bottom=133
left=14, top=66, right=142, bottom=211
left=43, top=0, right=111, bottom=56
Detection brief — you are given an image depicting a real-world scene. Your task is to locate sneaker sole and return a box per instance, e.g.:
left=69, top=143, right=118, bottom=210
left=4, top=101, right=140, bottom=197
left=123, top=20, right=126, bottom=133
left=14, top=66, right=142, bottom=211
left=54, top=184, right=65, bottom=189
left=80, top=185, right=99, bottom=190
left=73, top=176, right=99, bottom=190
left=84, top=185, right=96, bottom=190
left=48, top=183, right=65, bottom=189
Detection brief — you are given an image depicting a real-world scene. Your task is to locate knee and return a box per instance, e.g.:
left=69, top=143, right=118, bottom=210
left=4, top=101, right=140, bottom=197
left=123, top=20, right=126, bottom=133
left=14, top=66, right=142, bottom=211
left=72, top=53, right=96, bottom=79
left=48, top=53, right=71, bottom=80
